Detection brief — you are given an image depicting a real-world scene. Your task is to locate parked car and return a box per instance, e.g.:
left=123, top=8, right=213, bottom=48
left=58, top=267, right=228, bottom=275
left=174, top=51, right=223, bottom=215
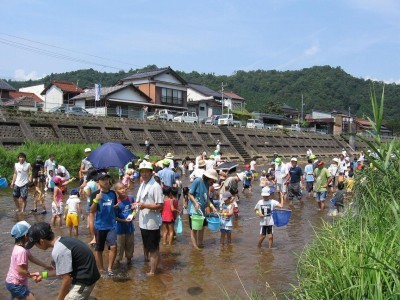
left=291, top=124, right=301, bottom=131
left=218, top=114, right=242, bottom=127
left=202, top=117, right=213, bottom=125
left=49, top=105, right=90, bottom=116
left=146, top=109, right=174, bottom=121
left=246, top=119, right=264, bottom=129
left=173, top=111, right=199, bottom=123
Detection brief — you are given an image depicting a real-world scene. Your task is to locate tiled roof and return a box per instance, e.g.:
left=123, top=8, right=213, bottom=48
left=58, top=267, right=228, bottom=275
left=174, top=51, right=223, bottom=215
left=71, top=83, right=151, bottom=101
left=223, top=91, right=244, bottom=100
left=0, top=79, right=16, bottom=91
left=41, top=80, right=83, bottom=95
left=3, top=97, right=42, bottom=107
left=9, top=91, right=43, bottom=103
left=120, top=67, right=187, bottom=85
left=187, top=83, right=221, bottom=98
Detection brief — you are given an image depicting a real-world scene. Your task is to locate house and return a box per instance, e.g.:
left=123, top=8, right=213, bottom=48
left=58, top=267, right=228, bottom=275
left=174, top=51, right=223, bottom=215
left=305, top=110, right=335, bottom=134
left=19, top=84, right=45, bottom=101
left=0, top=79, right=17, bottom=102
left=354, top=118, right=392, bottom=137
left=41, top=80, right=83, bottom=111
left=117, top=67, right=188, bottom=112
left=71, top=84, right=152, bottom=118
left=187, top=83, right=223, bottom=119
left=221, top=91, right=245, bottom=111
left=2, top=91, right=43, bottom=111
left=282, top=104, right=300, bottom=120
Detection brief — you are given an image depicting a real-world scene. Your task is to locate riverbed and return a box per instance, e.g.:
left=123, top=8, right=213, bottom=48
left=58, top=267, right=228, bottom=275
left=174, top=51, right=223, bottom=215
left=0, top=169, right=328, bottom=300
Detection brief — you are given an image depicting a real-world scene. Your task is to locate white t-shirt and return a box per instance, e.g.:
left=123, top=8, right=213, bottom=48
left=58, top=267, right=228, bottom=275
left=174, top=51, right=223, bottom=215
left=44, top=159, right=55, bottom=174
left=275, top=163, right=288, bottom=184
left=190, top=168, right=205, bottom=182
left=66, top=195, right=81, bottom=213
left=57, top=165, right=71, bottom=180
left=137, top=177, right=164, bottom=230
left=14, top=162, right=31, bottom=187
left=250, top=160, right=256, bottom=171
left=188, top=162, right=194, bottom=171
left=206, top=159, right=216, bottom=171
left=254, top=199, right=280, bottom=226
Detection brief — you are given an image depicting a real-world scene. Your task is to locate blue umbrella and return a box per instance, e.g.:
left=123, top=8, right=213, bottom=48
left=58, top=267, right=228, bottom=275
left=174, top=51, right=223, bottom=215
left=88, top=143, right=138, bottom=169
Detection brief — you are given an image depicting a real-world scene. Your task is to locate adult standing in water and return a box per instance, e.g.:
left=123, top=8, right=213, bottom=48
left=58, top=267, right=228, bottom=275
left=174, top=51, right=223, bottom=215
left=11, top=152, right=32, bottom=213
left=136, top=161, right=164, bottom=276
left=188, top=169, right=218, bottom=250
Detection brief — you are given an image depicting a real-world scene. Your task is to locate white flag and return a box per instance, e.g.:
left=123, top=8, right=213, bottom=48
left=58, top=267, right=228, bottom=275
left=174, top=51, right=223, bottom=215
left=95, top=83, right=101, bottom=101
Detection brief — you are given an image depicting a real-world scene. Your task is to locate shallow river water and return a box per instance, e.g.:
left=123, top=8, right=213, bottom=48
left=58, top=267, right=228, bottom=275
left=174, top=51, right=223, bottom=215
left=0, top=167, right=329, bottom=300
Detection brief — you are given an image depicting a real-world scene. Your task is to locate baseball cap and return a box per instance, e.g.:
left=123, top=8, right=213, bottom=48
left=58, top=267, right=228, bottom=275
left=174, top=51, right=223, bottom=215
left=139, top=161, right=153, bottom=171
left=144, top=154, right=150, bottom=160
left=290, top=157, right=298, bottom=162
left=162, top=159, right=170, bottom=166
left=275, top=157, right=282, bottom=164
left=96, top=171, right=111, bottom=181
left=309, top=154, right=316, bottom=160
left=36, top=155, right=42, bottom=160
left=70, top=188, right=79, bottom=196
left=11, top=221, right=31, bottom=239
left=221, top=191, right=232, bottom=202
left=261, top=187, right=271, bottom=196
left=84, top=148, right=91, bottom=153
left=25, top=222, right=53, bottom=249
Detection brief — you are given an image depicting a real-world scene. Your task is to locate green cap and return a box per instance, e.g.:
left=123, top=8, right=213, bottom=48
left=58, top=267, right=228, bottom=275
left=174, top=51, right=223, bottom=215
left=274, top=157, right=282, bottom=164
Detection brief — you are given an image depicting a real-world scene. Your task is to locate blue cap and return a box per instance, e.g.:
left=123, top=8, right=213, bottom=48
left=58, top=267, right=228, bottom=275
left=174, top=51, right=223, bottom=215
left=11, top=221, right=31, bottom=239
left=70, top=188, right=80, bottom=196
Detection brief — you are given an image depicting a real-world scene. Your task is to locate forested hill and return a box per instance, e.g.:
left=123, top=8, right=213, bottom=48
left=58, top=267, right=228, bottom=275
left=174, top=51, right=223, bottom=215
left=5, top=65, right=400, bottom=131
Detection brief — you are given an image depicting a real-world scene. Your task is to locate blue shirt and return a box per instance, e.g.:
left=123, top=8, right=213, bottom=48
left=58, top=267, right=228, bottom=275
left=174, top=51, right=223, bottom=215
left=289, top=166, right=303, bottom=183
left=304, top=164, right=314, bottom=182
left=116, top=196, right=135, bottom=234
left=157, top=167, right=176, bottom=187
left=188, top=177, right=209, bottom=215
left=94, top=190, right=116, bottom=230
left=243, top=171, right=253, bottom=186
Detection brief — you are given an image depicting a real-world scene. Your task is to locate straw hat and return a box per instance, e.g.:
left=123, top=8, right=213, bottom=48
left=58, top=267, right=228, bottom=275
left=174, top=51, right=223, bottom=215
left=165, top=153, right=174, bottom=159
left=204, top=169, right=218, bottom=181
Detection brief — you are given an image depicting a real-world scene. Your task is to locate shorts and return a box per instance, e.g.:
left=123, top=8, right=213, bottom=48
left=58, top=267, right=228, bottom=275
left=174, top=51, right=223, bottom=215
left=13, top=184, right=28, bottom=200
left=276, top=183, right=287, bottom=193
left=94, top=229, right=117, bottom=252
left=243, top=184, right=251, bottom=189
left=64, top=283, right=96, bottom=300
left=260, top=225, right=273, bottom=236
left=306, top=181, right=314, bottom=193
left=220, top=228, right=231, bottom=234
left=66, top=213, right=79, bottom=227
left=5, top=282, right=31, bottom=299
left=288, top=182, right=302, bottom=201
left=51, top=201, right=64, bottom=215
left=140, top=228, right=161, bottom=252
left=188, top=214, right=208, bottom=230
left=316, top=191, right=327, bottom=202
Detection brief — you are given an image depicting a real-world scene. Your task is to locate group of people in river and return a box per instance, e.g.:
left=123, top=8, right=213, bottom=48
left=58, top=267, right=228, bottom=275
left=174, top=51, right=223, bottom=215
left=5, top=143, right=366, bottom=299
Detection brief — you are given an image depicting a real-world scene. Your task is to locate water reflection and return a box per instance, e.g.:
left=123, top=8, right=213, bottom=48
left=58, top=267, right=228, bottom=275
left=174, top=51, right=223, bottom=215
left=0, top=171, right=329, bottom=300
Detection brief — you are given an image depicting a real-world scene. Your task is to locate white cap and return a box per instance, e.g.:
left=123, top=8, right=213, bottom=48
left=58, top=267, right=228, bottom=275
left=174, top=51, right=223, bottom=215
left=290, top=157, right=298, bottom=162
left=84, top=148, right=91, bottom=152
left=261, top=187, right=271, bottom=196
left=139, top=161, right=153, bottom=170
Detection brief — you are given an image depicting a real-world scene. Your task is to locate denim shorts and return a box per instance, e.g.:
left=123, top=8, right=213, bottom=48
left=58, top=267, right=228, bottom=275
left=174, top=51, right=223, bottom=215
left=316, top=191, right=327, bottom=202
left=5, top=282, right=30, bottom=299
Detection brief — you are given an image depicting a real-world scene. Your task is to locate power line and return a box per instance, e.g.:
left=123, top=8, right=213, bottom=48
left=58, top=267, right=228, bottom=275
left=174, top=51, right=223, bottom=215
left=0, top=33, right=143, bottom=71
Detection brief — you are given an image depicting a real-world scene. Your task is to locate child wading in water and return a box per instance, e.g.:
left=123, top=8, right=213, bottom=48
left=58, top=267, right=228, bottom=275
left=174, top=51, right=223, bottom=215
left=5, top=221, right=53, bottom=300
left=51, top=177, right=64, bottom=226
left=220, top=192, right=234, bottom=245
left=161, top=186, right=180, bottom=246
left=65, top=188, right=83, bottom=236
left=254, top=187, right=282, bottom=248
left=115, top=182, right=136, bottom=265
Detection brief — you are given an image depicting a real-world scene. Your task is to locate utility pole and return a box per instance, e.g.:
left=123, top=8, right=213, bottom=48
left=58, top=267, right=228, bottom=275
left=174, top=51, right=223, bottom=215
left=221, top=82, right=227, bottom=114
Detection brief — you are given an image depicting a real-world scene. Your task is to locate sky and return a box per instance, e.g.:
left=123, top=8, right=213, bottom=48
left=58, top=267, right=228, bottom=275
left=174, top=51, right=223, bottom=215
left=1, top=0, right=400, bottom=83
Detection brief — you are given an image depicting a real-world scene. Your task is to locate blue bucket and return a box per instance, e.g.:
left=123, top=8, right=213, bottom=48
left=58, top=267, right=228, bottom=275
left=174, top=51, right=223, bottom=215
left=0, top=178, right=8, bottom=189
left=272, top=209, right=292, bottom=227
left=207, top=216, right=220, bottom=231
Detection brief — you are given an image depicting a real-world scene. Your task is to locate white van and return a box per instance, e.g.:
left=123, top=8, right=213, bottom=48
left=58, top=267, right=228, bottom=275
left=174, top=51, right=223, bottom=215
left=246, top=119, right=264, bottom=129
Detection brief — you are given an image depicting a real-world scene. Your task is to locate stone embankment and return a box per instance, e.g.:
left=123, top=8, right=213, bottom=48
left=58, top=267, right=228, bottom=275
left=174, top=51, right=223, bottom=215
left=0, top=109, right=365, bottom=161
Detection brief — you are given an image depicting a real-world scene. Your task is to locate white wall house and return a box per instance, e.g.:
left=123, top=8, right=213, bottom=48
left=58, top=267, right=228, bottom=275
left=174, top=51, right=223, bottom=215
left=19, top=84, right=45, bottom=101
left=41, top=81, right=83, bottom=111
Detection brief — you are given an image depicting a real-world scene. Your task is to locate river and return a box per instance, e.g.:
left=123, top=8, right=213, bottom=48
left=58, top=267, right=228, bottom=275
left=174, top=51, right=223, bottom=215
left=0, top=168, right=328, bottom=300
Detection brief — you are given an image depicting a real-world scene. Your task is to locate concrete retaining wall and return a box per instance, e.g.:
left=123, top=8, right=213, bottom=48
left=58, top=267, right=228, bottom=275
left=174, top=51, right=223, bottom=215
left=0, top=108, right=364, bottom=161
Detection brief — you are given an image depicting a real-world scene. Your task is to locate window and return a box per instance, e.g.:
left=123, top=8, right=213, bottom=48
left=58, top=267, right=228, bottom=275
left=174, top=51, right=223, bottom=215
left=161, top=88, right=183, bottom=105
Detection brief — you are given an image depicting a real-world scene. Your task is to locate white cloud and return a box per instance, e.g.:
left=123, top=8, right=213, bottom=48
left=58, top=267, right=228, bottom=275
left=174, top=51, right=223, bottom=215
left=304, top=45, right=320, bottom=56
left=364, top=75, right=400, bottom=84
left=14, top=69, right=43, bottom=81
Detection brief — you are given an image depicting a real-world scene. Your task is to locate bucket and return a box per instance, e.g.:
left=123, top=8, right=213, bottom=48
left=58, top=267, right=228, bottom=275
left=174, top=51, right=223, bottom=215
left=207, top=215, right=220, bottom=231
left=191, top=214, right=205, bottom=230
left=272, top=209, right=292, bottom=227
left=0, top=178, right=8, bottom=189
